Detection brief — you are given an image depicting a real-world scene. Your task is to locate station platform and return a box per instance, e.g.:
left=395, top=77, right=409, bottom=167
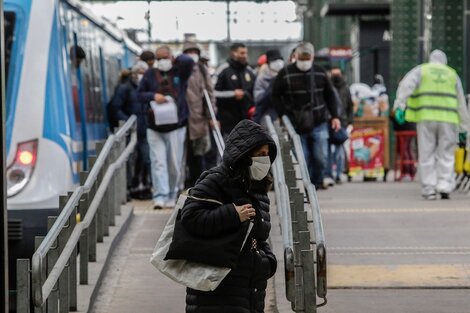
left=89, top=181, right=470, bottom=313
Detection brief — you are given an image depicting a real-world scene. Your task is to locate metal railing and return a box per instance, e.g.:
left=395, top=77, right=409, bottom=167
left=264, top=117, right=296, bottom=302
left=265, top=115, right=328, bottom=312
left=282, top=116, right=327, bottom=303
left=16, top=116, right=137, bottom=312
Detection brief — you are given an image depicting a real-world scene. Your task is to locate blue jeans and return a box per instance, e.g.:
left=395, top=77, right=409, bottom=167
left=147, top=127, right=186, bottom=204
left=326, top=144, right=345, bottom=180
left=300, top=123, right=329, bottom=186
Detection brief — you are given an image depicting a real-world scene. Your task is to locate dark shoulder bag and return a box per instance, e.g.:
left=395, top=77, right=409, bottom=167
left=165, top=193, right=251, bottom=269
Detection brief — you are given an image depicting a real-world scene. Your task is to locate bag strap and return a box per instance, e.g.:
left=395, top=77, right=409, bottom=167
left=309, top=66, right=316, bottom=107
left=284, top=65, right=296, bottom=108
left=183, top=188, right=223, bottom=206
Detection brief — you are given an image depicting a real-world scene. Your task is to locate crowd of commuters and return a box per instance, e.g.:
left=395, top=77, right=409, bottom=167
left=108, top=40, right=369, bottom=211
left=109, top=41, right=470, bottom=214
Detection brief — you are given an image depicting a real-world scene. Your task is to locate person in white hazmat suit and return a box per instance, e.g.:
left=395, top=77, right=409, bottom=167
left=393, top=49, right=470, bottom=200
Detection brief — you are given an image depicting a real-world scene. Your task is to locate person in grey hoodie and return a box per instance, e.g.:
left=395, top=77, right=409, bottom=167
left=253, top=49, right=284, bottom=124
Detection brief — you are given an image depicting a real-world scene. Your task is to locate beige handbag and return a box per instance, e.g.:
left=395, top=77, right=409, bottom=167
left=150, top=191, right=253, bottom=291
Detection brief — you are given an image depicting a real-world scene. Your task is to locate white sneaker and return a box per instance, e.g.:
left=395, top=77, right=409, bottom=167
left=153, top=200, right=165, bottom=210
left=324, top=177, right=335, bottom=187
left=422, top=193, right=437, bottom=200
left=165, top=198, right=176, bottom=209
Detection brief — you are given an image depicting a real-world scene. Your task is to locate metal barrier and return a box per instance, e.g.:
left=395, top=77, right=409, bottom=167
left=264, top=117, right=295, bottom=302
left=265, top=115, right=328, bottom=312
left=16, top=116, right=137, bottom=312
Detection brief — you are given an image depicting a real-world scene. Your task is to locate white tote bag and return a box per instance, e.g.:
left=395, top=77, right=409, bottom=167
left=150, top=192, right=253, bottom=291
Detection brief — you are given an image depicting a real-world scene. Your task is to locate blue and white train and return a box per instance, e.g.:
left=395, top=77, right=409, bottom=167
left=4, top=0, right=141, bottom=299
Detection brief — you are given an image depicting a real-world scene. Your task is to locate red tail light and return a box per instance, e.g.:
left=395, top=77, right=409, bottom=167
left=7, top=139, right=38, bottom=197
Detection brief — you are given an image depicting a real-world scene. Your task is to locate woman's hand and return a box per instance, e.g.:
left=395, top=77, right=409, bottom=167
left=233, top=203, right=256, bottom=222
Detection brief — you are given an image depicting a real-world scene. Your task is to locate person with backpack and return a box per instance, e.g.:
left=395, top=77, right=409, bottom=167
left=183, top=41, right=218, bottom=186
left=138, top=46, right=194, bottom=209
left=271, top=42, right=341, bottom=190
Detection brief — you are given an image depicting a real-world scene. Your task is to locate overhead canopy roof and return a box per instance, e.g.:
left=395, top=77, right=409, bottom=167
left=320, top=3, right=390, bottom=17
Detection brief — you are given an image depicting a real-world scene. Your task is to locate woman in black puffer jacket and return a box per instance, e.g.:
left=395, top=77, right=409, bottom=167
left=181, top=119, right=277, bottom=313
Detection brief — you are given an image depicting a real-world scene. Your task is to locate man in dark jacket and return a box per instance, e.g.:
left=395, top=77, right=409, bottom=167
left=325, top=67, right=354, bottom=184
left=272, top=42, right=341, bottom=189
left=110, top=61, right=151, bottom=199
left=215, top=43, right=256, bottom=136
left=181, top=119, right=277, bottom=313
left=137, top=46, right=194, bottom=209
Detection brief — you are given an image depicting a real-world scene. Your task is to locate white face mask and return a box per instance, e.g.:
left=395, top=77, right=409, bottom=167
left=296, top=60, right=313, bottom=72
left=249, top=156, right=271, bottom=181
left=137, top=74, right=144, bottom=83
left=157, top=59, right=173, bottom=72
left=269, top=59, right=285, bottom=72
left=188, top=53, right=199, bottom=63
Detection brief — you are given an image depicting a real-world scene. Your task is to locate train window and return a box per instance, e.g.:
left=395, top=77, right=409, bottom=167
left=4, top=11, right=16, bottom=90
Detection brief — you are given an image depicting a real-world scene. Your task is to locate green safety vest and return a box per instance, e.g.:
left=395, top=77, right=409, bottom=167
left=406, top=63, right=459, bottom=124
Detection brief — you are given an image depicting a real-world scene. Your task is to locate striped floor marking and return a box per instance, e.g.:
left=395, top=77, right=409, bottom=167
left=322, top=207, right=470, bottom=214
left=329, top=246, right=470, bottom=256
left=329, top=264, right=470, bottom=288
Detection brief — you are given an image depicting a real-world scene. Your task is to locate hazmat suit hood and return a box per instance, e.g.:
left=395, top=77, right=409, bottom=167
left=429, top=49, right=447, bottom=65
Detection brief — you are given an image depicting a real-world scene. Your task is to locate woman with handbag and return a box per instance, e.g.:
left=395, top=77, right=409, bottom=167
left=180, top=119, right=277, bottom=313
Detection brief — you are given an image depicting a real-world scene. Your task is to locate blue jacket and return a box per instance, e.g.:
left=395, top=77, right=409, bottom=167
left=109, top=80, right=147, bottom=139
left=137, top=54, right=194, bottom=132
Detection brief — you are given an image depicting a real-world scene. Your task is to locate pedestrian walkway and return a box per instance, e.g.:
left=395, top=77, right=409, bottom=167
left=90, top=200, right=278, bottom=313
left=89, top=181, right=470, bottom=313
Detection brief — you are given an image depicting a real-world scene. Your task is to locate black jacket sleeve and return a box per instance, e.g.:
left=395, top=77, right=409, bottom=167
left=110, top=85, right=131, bottom=121
left=345, top=87, right=354, bottom=125
left=323, top=73, right=339, bottom=120
left=137, top=69, right=156, bottom=103
left=271, top=68, right=287, bottom=117
left=181, top=172, right=241, bottom=237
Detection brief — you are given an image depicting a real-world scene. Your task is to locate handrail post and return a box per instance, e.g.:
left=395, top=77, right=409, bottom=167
left=119, top=138, right=127, bottom=206
left=87, top=156, right=98, bottom=261
left=46, top=217, right=59, bottom=313
left=95, top=142, right=106, bottom=241
left=98, top=140, right=110, bottom=237
left=68, top=195, right=78, bottom=311
left=34, top=236, right=45, bottom=313
left=58, top=195, right=71, bottom=313
left=79, top=172, right=89, bottom=285
left=108, top=144, right=116, bottom=226
left=16, top=259, right=30, bottom=313
left=114, top=143, right=122, bottom=216
left=301, top=249, right=316, bottom=313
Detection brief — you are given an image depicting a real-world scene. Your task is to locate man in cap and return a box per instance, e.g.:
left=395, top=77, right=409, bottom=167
left=272, top=42, right=341, bottom=189
left=393, top=49, right=470, bottom=200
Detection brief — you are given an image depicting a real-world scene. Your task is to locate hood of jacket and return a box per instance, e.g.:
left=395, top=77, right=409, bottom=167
left=429, top=49, right=447, bottom=65
left=222, top=119, right=277, bottom=170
